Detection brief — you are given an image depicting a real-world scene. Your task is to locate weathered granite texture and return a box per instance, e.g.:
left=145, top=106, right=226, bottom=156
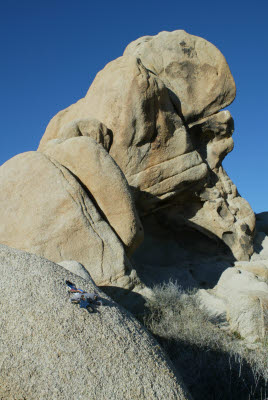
left=0, top=151, right=140, bottom=290
left=38, top=30, right=255, bottom=263
left=0, top=244, right=190, bottom=400
left=198, top=263, right=268, bottom=343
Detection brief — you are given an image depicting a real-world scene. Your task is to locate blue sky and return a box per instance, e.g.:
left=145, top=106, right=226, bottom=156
left=0, top=0, right=267, bottom=212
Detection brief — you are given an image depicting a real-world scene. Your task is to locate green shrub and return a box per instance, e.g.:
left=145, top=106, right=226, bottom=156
left=143, top=281, right=268, bottom=400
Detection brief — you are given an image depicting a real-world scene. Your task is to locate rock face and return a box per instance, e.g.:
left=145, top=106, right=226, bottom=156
left=123, top=30, right=236, bottom=123
left=38, top=30, right=255, bottom=262
left=0, top=30, right=256, bottom=296
left=0, top=151, right=138, bottom=289
left=198, top=263, right=268, bottom=343
left=39, top=55, right=208, bottom=210
left=252, top=233, right=268, bottom=261
left=42, top=136, right=144, bottom=254
left=197, top=214, right=268, bottom=343
left=0, top=244, right=189, bottom=400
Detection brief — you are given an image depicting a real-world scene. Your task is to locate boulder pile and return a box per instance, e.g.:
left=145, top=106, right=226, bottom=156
left=0, top=31, right=255, bottom=294
left=0, top=30, right=267, bottom=398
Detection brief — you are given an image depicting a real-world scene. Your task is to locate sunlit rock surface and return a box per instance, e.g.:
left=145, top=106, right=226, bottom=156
left=0, top=30, right=255, bottom=294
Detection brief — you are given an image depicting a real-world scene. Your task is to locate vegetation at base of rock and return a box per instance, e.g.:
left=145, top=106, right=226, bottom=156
left=143, top=281, right=268, bottom=400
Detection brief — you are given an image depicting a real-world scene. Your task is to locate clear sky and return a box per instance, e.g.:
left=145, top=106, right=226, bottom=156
left=0, top=0, right=267, bottom=213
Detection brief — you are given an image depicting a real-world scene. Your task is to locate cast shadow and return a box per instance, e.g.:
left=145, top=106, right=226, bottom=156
left=100, top=285, right=147, bottom=315
left=154, top=333, right=267, bottom=400
left=130, top=190, right=236, bottom=292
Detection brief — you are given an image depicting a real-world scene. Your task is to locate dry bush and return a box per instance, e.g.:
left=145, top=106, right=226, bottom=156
left=143, top=281, right=268, bottom=400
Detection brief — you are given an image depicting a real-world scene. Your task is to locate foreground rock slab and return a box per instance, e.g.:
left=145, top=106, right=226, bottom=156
left=0, top=244, right=189, bottom=400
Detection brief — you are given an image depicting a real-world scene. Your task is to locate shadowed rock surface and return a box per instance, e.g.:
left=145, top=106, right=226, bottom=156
left=256, top=212, right=268, bottom=235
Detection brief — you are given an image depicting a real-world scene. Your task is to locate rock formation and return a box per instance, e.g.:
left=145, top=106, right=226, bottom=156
left=0, top=30, right=256, bottom=293
left=1, top=29, right=267, bottom=398
left=0, top=151, right=139, bottom=290
left=0, top=244, right=189, bottom=400
left=198, top=262, right=268, bottom=343
left=197, top=212, right=268, bottom=343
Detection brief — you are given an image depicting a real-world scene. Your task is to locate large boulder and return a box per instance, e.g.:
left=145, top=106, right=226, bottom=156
left=123, top=30, right=236, bottom=123
left=0, top=151, right=139, bottom=289
left=38, top=30, right=255, bottom=261
left=0, top=244, right=190, bottom=400
left=42, top=135, right=143, bottom=254
left=39, top=55, right=208, bottom=212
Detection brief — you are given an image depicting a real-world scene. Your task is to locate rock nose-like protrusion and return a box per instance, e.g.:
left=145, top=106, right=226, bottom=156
left=189, top=109, right=235, bottom=170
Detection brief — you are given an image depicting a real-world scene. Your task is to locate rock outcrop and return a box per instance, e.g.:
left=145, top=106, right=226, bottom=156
left=0, top=151, right=138, bottom=289
left=38, top=30, right=255, bottom=262
left=0, top=29, right=265, bottom=398
left=198, top=263, right=268, bottom=343
left=0, top=244, right=190, bottom=400
left=0, top=30, right=256, bottom=296
left=123, top=30, right=236, bottom=123
left=198, top=214, right=268, bottom=343
left=42, top=135, right=144, bottom=254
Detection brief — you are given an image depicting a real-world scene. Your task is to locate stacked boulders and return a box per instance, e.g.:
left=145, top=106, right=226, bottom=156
left=0, top=33, right=264, bottom=395
left=0, top=31, right=255, bottom=296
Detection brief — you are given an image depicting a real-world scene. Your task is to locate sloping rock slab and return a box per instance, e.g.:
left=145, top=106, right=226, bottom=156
left=0, top=244, right=189, bottom=400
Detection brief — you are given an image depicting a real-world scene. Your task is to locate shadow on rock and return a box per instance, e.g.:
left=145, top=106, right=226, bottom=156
left=131, top=209, right=235, bottom=292
left=100, top=285, right=147, bottom=315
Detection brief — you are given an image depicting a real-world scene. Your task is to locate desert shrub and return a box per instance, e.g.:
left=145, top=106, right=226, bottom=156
left=143, top=281, right=268, bottom=400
